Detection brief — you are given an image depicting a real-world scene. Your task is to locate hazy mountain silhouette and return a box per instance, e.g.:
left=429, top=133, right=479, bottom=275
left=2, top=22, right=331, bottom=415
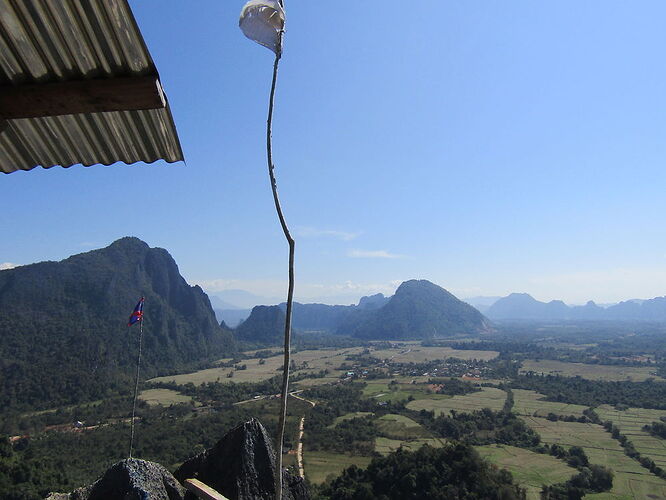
left=487, top=292, right=666, bottom=321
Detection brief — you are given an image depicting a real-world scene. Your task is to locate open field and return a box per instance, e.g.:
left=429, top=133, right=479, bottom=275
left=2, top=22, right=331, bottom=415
left=596, top=405, right=666, bottom=470
left=521, top=416, right=666, bottom=499
left=476, top=444, right=576, bottom=500
left=534, top=341, right=599, bottom=351
left=292, top=377, right=341, bottom=388
left=512, top=389, right=587, bottom=417
left=374, top=436, right=445, bottom=455
left=406, top=386, right=506, bottom=415
left=520, top=359, right=664, bottom=382
left=376, top=414, right=433, bottom=439
left=303, top=451, right=372, bottom=484
left=332, top=412, right=374, bottom=426
left=138, top=388, right=193, bottom=406
left=362, top=378, right=451, bottom=403
left=148, top=347, right=365, bottom=385
left=370, top=344, right=498, bottom=363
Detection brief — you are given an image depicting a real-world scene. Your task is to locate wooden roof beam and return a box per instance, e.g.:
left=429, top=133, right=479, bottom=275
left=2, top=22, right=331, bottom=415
left=0, top=75, right=166, bottom=119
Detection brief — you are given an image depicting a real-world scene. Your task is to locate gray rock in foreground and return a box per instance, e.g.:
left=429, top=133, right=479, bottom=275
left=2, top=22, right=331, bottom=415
left=174, top=418, right=309, bottom=500
left=46, top=458, right=185, bottom=500
left=46, top=418, right=309, bottom=500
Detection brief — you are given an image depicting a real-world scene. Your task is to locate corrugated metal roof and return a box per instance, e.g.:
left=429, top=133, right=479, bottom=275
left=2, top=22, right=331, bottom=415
left=0, top=0, right=183, bottom=173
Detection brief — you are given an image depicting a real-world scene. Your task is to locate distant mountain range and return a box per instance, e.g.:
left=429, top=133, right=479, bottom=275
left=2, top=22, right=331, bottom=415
left=486, top=293, right=666, bottom=321
left=214, top=292, right=391, bottom=329
left=462, top=296, right=503, bottom=314
left=209, top=290, right=282, bottom=310
left=235, top=280, right=490, bottom=344
left=0, top=237, right=234, bottom=412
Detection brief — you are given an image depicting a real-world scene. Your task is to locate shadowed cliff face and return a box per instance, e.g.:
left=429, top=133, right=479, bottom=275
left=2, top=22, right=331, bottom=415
left=48, top=419, right=309, bottom=500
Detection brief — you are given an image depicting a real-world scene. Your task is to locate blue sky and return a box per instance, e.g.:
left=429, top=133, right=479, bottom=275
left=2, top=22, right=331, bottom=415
left=2, top=1, right=666, bottom=305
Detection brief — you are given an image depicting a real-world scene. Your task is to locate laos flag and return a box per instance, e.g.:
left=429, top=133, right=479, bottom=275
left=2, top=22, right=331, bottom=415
left=128, top=297, right=144, bottom=327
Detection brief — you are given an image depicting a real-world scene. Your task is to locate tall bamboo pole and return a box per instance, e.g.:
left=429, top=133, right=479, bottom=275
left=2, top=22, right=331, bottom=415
left=265, top=2, right=293, bottom=498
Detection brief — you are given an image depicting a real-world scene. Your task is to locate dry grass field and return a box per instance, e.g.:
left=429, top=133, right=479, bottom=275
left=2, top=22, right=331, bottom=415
left=405, top=386, right=506, bottom=415
left=138, top=388, right=193, bottom=406
left=376, top=414, right=434, bottom=440
left=520, top=359, right=664, bottom=382
left=303, top=451, right=372, bottom=484
left=374, top=436, right=445, bottom=455
left=512, top=389, right=587, bottom=417
left=595, top=405, right=666, bottom=470
left=361, top=378, right=451, bottom=403
left=521, top=415, right=666, bottom=499
left=148, top=347, right=365, bottom=385
left=370, top=344, right=498, bottom=363
left=331, top=412, right=374, bottom=426
left=476, top=444, right=577, bottom=500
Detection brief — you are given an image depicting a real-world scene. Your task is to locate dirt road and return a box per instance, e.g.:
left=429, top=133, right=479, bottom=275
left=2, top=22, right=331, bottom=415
left=290, top=392, right=316, bottom=478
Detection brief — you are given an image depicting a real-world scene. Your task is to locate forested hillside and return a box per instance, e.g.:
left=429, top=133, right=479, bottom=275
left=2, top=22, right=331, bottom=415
left=0, top=237, right=235, bottom=413
left=338, top=280, right=490, bottom=339
left=235, top=305, right=285, bottom=345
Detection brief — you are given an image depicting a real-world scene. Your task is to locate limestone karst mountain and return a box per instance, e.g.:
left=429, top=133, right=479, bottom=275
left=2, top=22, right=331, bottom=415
left=0, top=237, right=234, bottom=412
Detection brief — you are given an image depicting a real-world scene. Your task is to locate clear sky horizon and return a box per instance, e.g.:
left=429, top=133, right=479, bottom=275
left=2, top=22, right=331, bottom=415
left=2, top=1, right=666, bottom=306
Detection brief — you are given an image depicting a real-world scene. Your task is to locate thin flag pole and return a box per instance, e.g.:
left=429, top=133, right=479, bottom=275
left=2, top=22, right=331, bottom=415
left=264, top=2, right=294, bottom=498
left=129, top=300, right=145, bottom=459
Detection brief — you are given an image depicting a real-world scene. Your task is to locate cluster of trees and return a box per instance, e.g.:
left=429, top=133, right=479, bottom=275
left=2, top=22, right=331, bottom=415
left=0, top=436, right=72, bottom=500
left=643, top=419, right=666, bottom=439
left=542, top=443, right=614, bottom=499
left=430, top=378, right=480, bottom=396
left=150, top=377, right=283, bottom=408
left=512, top=375, right=666, bottom=409
left=546, top=445, right=590, bottom=469
left=412, top=407, right=541, bottom=449
left=307, top=416, right=379, bottom=456
left=303, top=384, right=379, bottom=455
left=314, top=443, right=527, bottom=500
left=540, top=465, right=614, bottom=499
left=544, top=413, right=591, bottom=424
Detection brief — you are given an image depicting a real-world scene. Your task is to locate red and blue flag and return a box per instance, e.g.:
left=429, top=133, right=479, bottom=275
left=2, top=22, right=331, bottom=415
left=128, top=297, right=144, bottom=327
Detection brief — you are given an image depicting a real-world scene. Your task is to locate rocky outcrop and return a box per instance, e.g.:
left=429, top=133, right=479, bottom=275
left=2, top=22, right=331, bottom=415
left=47, top=419, right=309, bottom=500
left=174, top=418, right=308, bottom=500
left=47, top=459, right=185, bottom=500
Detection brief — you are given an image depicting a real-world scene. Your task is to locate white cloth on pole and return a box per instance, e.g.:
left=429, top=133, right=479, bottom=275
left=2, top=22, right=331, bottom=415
left=239, top=0, right=285, bottom=54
